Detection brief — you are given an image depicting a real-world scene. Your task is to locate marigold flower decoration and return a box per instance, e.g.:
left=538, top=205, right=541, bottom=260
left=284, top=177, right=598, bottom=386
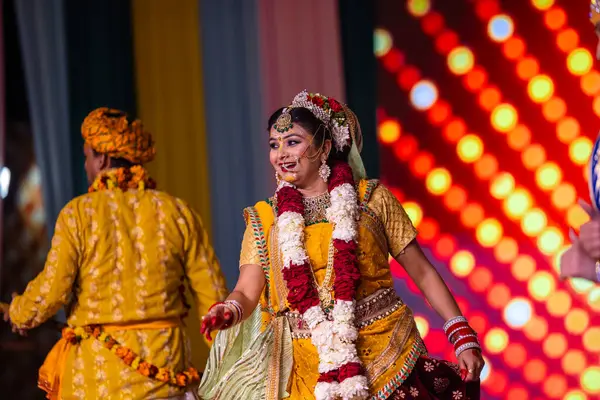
left=62, top=326, right=200, bottom=388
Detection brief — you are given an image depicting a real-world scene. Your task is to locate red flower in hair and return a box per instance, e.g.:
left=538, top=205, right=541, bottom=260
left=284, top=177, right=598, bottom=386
left=329, top=99, right=343, bottom=113
left=312, top=96, right=325, bottom=107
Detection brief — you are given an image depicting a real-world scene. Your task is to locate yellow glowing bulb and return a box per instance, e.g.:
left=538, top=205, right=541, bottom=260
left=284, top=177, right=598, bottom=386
left=564, top=390, right=588, bottom=400
left=521, top=208, right=547, bottom=236
left=448, top=46, right=475, bottom=75
left=528, top=270, right=556, bottom=301
left=484, top=328, right=509, bottom=354
left=403, top=201, right=423, bottom=227
left=426, top=168, right=452, bottom=195
left=562, top=350, right=587, bottom=376
left=537, top=227, right=564, bottom=255
left=450, top=250, right=476, bottom=277
left=546, top=290, right=572, bottom=317
left=491, top=103, right=518, bottom=132
left=587, top=287, right=600, bottom=312
left=476, top=218, right=503, bottom=247
left=457, top=134, right=484, bottom=163
left=503, top=188, right=532, bottom=219
left=378, top=120, right=401, bottom=144
left=407, top=0, right=431, bottom=17
left=580, top=367, right=600, bottom=394
left=490, top=172, right=515, bottom=199
left=543, top=333, right=567, bottom=358
left=565, top=308, right=589, bottom=335
left=569, top=137, right=593, bottom=165
left=535, top=162, right=562, bottom=190
left=567, top=48, right=593, bottom=76
left=531, top=0, right=555, bottom=10
left=583, top=327, right=600, bottom=352
left=570, top=278, right=595, bottom=294
left=528, top=75, right=554, bottom=103
left=414, top=315, right=430, bottom=337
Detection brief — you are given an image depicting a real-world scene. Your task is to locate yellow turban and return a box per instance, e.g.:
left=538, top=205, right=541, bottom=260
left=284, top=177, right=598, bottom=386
left=81, top=107, right=156, bottom=164
left=591, top=0, right=600, bottom=25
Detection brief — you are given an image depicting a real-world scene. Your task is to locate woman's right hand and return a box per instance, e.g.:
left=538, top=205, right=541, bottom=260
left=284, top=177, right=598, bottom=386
left=200, top=304, right=234, bottom=341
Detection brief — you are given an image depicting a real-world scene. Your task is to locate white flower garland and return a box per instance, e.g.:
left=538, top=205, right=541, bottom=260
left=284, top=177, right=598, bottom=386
left=276, top=180, right=368, bottom=400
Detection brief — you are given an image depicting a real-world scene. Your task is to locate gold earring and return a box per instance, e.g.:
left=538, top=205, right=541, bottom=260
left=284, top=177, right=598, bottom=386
left=318, top=160, right=331, bottom=182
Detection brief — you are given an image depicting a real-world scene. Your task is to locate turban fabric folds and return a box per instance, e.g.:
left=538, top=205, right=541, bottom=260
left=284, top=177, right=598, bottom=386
left=82, top=108, right=156, bottom=164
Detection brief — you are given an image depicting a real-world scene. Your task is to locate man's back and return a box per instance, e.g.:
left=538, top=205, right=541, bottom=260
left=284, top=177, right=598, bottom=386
left=9, top=189, right=227, bottom=399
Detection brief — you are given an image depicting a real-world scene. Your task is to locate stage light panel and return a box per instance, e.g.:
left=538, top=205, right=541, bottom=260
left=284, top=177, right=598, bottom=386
left=581, top=70, right=600, bottom=96
left=511, top=255, right=536, bottom=281
left=460, top=202, right=485, bottom=227
left=479, top=86, right=501, bottom=110
left=493, top=237, right=518, bottom=263
left=523, top=317, right=548, bottom=342
left=562, top=349, right=587, bottom=376
left=556, top=117, right=580, bottom=143
left=504, top=188, right=532, bottom=219
left=448, top=46, right=475, bottom=75
left=528, top=74, right=554, bottom=103
left=528, top=270, right=556, bottom=300
left=564, top=390, right=588, bottom=400
left=488, top=14, right=514, bottom=42
left=543, top=374, right=567, bottom=399
left=503, top=37, right=525, bottom=59
left=507, top=124, right=531, bottom=150
left=479, top=356, right=491, bottom=382
left=556, top=28, right=579, bottom=52
left=473, top=153, right=498, bottom=179
left=450, top=250, right=476, bottom=277
left=565, top=308, right=589, bottom=335
left=491, top=103, right=518, bottom=132
left=567, top=48, right=593, bottom=76
left=535, top=162, right=562, bottom=190
left=468, top=266, right=493, bottom=292
left=486, top=283, right=511, bottom=309
left=443, top=185, right=467, bottom=211
left=546, top=290, right=572, bottom=317
left=443, top=118, right=466, bottom=142
left=569, top=137, right=593, bottom=165
left=503, top=343, right=527, bottom=368
left=378, top=119, right=401, bottom=143
left=522, top=144, right=547, bottom=170
left=503, top=297, right=532, bottom=328
left=567, top=203, right=590, bottom=230
left=410, top=80, right=438, bottom=110
left=582, top=327, right=600, bottom=352
left=434, top=234, right=457, bottom=258
left=542, top=96, right=567, bottom=121
left=374, top=28, right=393, bottom=57
left=542, top=333, right=567, bottom=358
left=410, top=152, right=434, bottom=177
left=464, top=67, right=487, bottom=91
left=476, top=218, right=503, bottom=247
left=457, top=134, right=484, bottom=163
left=531, top=0, right=555, bottom=10
left=413, top=315, right=429, bottom=337
left=407, top=0, right=431, bottom=17
left=521, top=208, right=547, bottom=236
left=580, top=367, right=600, bottom=394
left=484, top=328, right=509, bottom=355
left=516, top=57, right=540, bottom=80
left=587, top=287, right=600, bottom=312
left=537, top=227, right=564, bottom=254
left=403, top=201, right=423, bottom=227
left=570, top=278, right=595, bottom=294
left=426, top=167, right=452, bottom=195
left=524, top=358, right=547, bottom=382
left=544, top=7, right=566, bottom=30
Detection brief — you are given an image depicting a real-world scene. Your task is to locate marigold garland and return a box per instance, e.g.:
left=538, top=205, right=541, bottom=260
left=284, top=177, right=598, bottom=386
left=88, top=165, right=157, bottom=193
left=62, top=326, right=200, bottom=387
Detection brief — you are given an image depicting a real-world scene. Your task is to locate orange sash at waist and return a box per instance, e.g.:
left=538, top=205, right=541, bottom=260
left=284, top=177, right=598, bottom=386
left=38, top=318, right=180, bottom=400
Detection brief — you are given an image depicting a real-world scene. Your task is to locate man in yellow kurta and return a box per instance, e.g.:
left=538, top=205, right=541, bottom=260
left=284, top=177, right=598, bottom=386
left=0, top=108, right=228, bottom=399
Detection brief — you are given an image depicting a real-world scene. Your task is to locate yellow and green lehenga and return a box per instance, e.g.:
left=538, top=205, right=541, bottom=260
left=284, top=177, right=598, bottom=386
left=199, top=180, right=479, bottom=400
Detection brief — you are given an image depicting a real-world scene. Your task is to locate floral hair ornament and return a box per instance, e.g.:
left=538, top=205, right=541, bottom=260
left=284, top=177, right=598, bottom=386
left=591, top=0, right=600, bottom=25
left=277, top=90, right=351, bottom=152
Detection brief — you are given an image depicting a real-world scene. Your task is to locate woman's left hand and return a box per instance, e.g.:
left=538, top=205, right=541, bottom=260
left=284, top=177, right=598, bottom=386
left=457, top=349, right=484, bottom=382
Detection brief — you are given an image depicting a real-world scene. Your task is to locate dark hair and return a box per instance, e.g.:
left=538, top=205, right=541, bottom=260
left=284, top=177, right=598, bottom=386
left=267, top=107, right=348, bottom=162
left=92, top=149, right=136, bottom=169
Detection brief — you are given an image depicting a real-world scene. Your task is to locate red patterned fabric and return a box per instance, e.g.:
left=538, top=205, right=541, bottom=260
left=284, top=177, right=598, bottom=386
left=388, top=357, right=480, bottom=400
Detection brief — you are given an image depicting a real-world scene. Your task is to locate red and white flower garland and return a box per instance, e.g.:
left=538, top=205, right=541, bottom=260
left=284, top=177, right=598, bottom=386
left=276, top=160, right=368, bottom=400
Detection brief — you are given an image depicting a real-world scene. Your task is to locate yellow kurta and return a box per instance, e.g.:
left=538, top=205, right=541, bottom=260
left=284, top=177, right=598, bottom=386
left=10, top=188, right=228, bottom=399
left=238, top=180, right=427, bottom=399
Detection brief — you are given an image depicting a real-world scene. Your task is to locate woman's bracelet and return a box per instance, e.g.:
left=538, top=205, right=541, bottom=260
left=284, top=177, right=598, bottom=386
left=444, top=316, right=481, bottom=358
left=224, top=299, right=244, bottom=325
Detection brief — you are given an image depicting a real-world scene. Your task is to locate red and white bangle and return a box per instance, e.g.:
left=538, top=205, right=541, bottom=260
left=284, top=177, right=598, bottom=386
left=224, top=299, right=244, bottom=325
left=444, top=316, right=481, bottom=358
